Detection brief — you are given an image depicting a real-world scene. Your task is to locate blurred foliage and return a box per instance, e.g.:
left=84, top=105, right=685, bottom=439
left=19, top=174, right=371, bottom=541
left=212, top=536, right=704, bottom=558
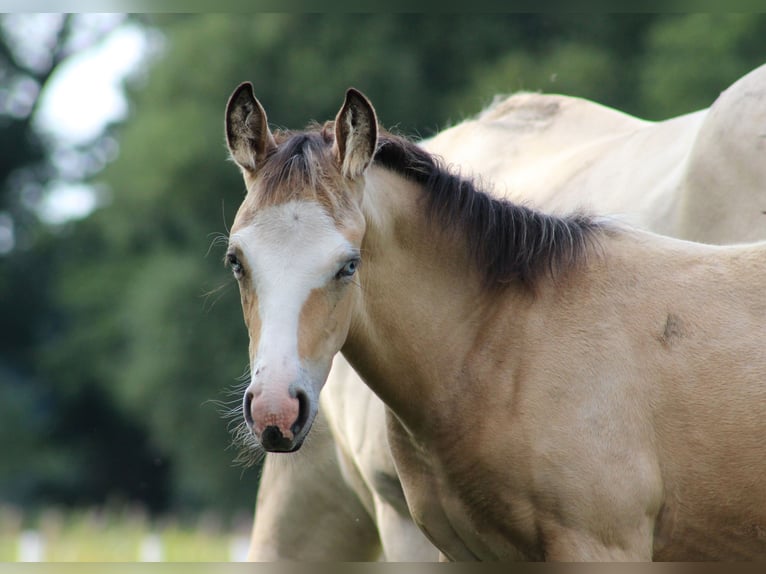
left=640, top=14, right=766, bottom=118
left=2, top=13, right=765, bottom=518
left=0, top=14, right=172, bottom=515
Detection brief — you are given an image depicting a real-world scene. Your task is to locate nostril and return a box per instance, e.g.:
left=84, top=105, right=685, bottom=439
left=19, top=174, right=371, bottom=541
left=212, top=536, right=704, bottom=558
left=243, top=390, right=254, bottom=427
left=291, top=389, right=310, bottom=436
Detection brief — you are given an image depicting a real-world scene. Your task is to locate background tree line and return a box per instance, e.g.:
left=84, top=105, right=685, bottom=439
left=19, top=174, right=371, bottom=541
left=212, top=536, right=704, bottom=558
left=1, top=13, right=764, bottom=519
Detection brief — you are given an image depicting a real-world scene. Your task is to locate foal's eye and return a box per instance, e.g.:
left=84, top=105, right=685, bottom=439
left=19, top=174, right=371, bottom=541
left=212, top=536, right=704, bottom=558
left=226, top=253, right=244, bottom=279
left=335, top=258, right=359, bottom=280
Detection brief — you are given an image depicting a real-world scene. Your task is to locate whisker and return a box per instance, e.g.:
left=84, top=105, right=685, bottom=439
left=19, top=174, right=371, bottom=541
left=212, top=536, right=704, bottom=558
left=221, top=198, right=231, bottom=237
left=200, top=282, right=232, bottom=313
left=236, top=363, right=252, bottom=383
left=206, top=231, right=230, bottom=258
left=209, top=361, right=268, bottom=468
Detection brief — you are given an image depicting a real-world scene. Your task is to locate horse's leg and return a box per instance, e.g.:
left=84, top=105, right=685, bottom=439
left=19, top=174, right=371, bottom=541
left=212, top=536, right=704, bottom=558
left=373, top=494, right=440, bottom=561
left=248, top=411, right=381, bottom=561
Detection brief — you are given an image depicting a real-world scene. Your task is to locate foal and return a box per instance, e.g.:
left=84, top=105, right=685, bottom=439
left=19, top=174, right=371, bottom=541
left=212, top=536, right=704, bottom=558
left=226, top=84, right=766, bottom=560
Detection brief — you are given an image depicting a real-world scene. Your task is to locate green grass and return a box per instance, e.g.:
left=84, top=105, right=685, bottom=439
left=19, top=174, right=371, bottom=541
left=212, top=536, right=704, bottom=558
left=0, top=505, right=250, bottom=562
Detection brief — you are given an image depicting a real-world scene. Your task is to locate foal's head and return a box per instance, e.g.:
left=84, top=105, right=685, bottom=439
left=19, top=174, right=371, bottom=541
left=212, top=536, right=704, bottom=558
left=225, top=83, right=376, bottom=452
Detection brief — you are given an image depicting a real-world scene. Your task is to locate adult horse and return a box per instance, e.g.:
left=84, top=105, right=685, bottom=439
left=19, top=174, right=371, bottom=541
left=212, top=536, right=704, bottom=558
left=225, top=79, right=766, bottom=560
left=244, top=64, right=766, bottom=561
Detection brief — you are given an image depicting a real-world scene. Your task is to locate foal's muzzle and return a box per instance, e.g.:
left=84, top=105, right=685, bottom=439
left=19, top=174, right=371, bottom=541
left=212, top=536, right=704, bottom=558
left=244, top=387, right=310, bottom=452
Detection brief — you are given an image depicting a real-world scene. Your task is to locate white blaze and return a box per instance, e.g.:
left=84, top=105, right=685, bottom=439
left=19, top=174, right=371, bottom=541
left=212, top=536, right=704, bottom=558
left=231, top=201, right=352, bottom=383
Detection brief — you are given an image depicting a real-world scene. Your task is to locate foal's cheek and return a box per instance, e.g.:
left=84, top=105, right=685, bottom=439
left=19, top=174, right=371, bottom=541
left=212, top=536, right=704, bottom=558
left=239, top=289, right=262, bottom=350
left=298, top=287, right=353, bottom=361
left=297, top=288, right=331, bottom=361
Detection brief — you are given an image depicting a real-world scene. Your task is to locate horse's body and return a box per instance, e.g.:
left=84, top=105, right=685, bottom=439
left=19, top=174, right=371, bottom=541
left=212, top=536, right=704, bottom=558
left=239, top=64, right=766, bottom=561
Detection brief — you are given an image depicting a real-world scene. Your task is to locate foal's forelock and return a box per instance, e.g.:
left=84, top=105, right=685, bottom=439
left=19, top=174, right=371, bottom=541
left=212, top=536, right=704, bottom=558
left=246, top=126, right=357, bottom=220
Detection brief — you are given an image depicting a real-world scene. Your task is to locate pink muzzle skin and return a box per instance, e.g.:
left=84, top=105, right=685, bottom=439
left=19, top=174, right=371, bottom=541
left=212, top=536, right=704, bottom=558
left=250, top=394, right=300, bottom=439
left=244, top=385, right=305, bottom=452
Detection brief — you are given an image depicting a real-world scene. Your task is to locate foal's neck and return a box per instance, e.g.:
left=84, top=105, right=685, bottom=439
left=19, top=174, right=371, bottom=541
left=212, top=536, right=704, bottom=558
left=341, top=167, right=504, bottom=435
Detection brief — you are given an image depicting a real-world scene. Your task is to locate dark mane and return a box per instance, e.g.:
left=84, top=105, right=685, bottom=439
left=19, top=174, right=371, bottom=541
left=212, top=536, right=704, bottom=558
left=373, top=132, right=605, bottom=289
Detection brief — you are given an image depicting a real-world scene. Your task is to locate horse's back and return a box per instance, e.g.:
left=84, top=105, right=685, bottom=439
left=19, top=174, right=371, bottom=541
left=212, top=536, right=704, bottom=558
left=549, top=108, right=706, bottom=235
left=422, top=93, right=647, bottom=203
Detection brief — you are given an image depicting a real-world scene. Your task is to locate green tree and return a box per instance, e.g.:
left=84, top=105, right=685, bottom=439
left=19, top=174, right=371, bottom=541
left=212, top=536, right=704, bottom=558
left=446, top=15, right=660, bottom=119
left=639, top=14, right=766, bottom=119
left=0, top=14, right=170, bottom=511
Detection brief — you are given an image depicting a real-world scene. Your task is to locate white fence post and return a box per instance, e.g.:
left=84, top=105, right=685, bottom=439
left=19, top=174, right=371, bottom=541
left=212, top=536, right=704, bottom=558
left=229, top=535, right=250, bottom=561
left=14, top=523, right=250, bottom=562
left=18, top=530, right=44, bottom=562
left=139, top=532, right=164, bottom=562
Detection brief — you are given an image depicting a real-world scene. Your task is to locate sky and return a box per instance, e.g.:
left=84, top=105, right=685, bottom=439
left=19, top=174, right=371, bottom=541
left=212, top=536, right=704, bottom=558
left=37, top=21, right=149, bottom=145
left=17, top=15, right=152, bottom=224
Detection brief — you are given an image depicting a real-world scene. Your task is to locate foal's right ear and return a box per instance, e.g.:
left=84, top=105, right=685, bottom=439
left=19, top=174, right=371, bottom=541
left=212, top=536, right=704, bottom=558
left=225, top=82, right=276, bottom=174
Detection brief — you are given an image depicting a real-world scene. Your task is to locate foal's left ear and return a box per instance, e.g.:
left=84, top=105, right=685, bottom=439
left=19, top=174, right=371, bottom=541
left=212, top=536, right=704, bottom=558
left=333, top=88, right=378, bottom=179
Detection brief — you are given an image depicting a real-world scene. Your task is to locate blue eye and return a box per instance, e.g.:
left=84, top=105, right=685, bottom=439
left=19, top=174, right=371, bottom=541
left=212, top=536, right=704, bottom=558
left=336, top=258, right=359, bottom=279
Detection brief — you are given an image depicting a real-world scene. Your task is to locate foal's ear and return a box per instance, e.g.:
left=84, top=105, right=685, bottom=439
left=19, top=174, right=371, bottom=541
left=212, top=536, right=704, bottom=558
left=225, top=82, right=276, bottom=174
left=333, top=88, right=378, bottom=179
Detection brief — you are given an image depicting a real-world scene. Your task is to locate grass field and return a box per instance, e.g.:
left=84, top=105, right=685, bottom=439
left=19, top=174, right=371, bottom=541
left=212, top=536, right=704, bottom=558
left=0, top=504, right=251, bottom=562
